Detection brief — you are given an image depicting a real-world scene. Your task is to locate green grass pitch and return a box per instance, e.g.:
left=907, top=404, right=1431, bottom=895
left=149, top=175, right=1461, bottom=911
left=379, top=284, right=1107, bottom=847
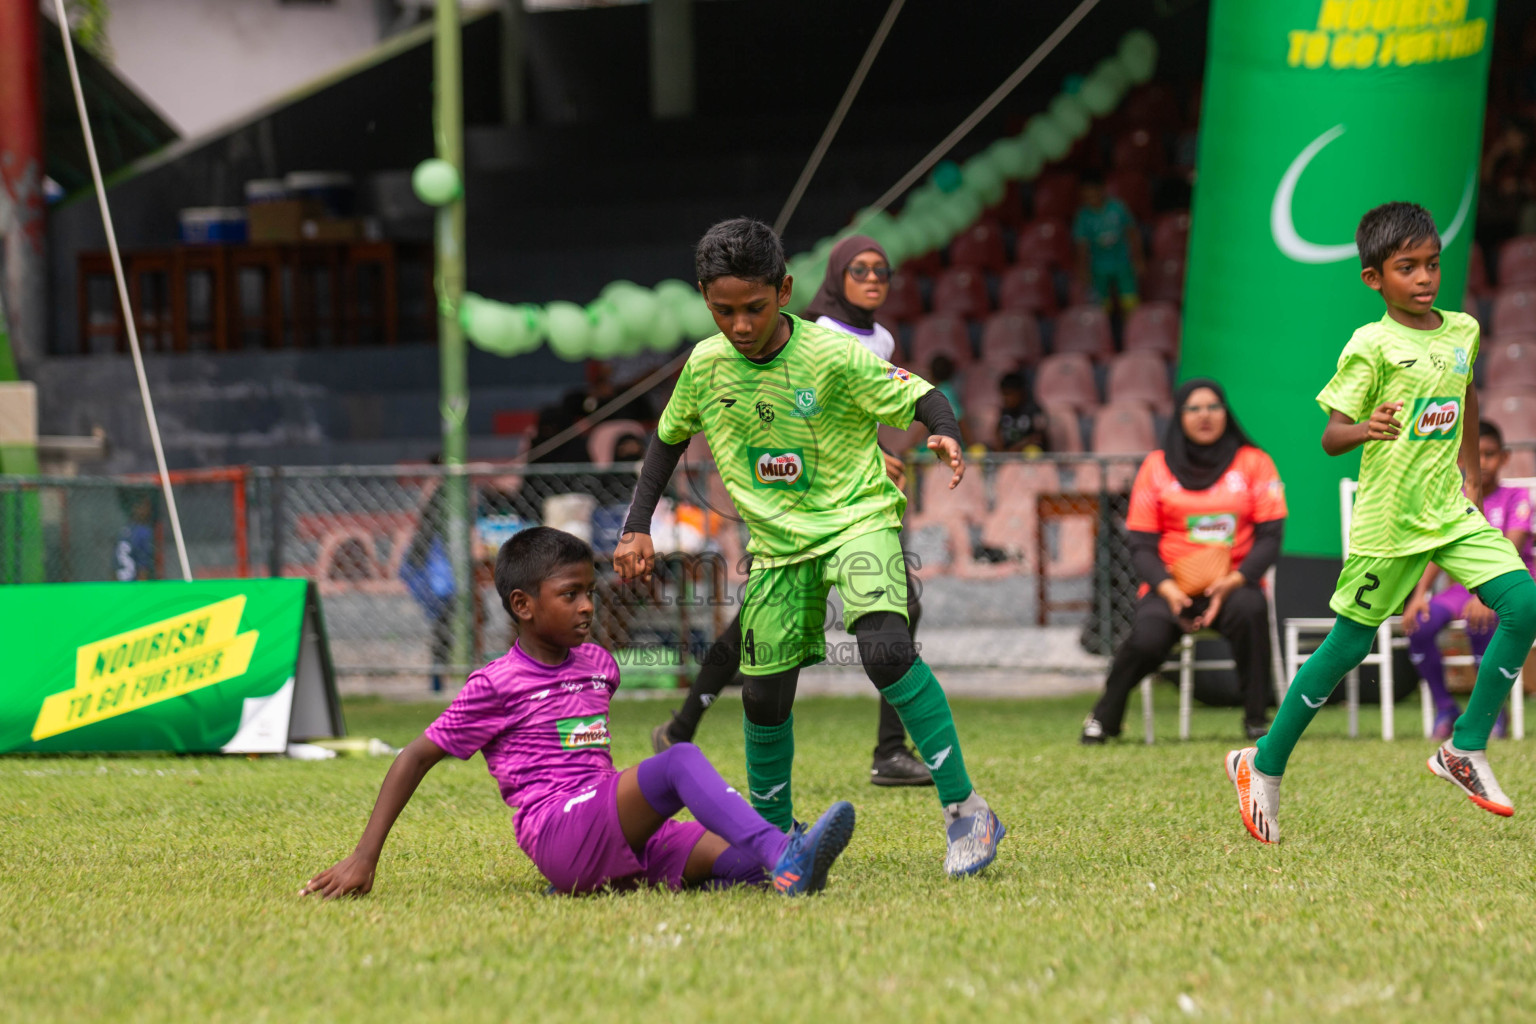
left=5, top=690, right=1536, bottom=1022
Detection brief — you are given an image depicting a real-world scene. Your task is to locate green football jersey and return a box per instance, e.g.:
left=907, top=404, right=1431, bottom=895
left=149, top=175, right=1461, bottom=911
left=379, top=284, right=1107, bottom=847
left=656, top=314, right=934, bottom=564
left=1316, top=308, right=1480, bottom=557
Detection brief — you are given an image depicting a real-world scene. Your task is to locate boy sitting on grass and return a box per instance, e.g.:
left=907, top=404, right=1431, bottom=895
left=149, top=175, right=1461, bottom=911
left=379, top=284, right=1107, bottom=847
left=304, top=527, right=855, bottom=898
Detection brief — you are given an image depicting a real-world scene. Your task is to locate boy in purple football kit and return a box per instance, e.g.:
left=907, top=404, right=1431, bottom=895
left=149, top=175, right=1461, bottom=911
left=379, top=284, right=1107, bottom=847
left=1404, top=420, right=1535, bottom=738
left=304, top=527, right=855, bottom=898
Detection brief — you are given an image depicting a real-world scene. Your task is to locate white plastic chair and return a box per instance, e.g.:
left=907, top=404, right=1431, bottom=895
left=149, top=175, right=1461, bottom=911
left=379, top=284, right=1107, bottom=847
left=1138, top=565, right=1284, bottom=744
left=1283, top=478, right=1528, bottom=740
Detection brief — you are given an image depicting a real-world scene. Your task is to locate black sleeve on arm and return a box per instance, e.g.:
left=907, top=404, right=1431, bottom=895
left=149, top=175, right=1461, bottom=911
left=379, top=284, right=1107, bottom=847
left=622, top=435, right=689, bottom=536
left=913, top=389, right=962, bottom=444
left=1238, top=518, right=1285, bottom=582
left=1129, top=530, right=1169, bottom=589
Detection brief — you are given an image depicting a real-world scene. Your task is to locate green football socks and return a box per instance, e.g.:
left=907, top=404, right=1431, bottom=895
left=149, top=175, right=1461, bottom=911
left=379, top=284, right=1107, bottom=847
left=1254, top=615, right=1378, bottom=777
left=883, top=658, right=975, bottom=805
left=1454, top=570, right=1536, bottom=751
left=743, top=712, right=796, bottom=832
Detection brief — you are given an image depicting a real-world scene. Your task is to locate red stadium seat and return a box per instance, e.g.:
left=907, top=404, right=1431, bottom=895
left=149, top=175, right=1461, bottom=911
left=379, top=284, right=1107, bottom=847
left=1499, top=236, right=1536, bottom=288
left=1484, top=392, right=1536, bottom=444
left=930, top=266, right=992, bottom=319
left=1106, top=351, right=1172, bottom=414
left=1015, top=218, right=1074, bottom=268
left=979, top=311, right=1044, bottom=371
left=878, top=271, right=925, bottom=324
left=1032, top=172, right=1080, bottom=223
left=1485, top=335, right=1536, bottom=392
left=1493, top=287, right=1536, bottom=336
left=1106, top=169, right=1153, bottom=224
left=1033, top=353, right=1100, bottom=412
left=1091, top=401, right=1158, bottom=454
left=947, top=220, right=1009, bottom=273
left=908, top=313, right=972, bottom=371
left=1120, top=84, right=1184, bottom=133
left=998, top=262, right=1059, bottom=315
left=1043, top=401, right=1086, bottom=452
left=1112, top=128, right=1166, bottom=175
left=1143, top=257, right=1187, bottom=305
left=1123, top=301, right=1181, bottom=357
left=1151, top=211, right=1191, bottom=262
left=961, top=461, right=1064, bottom=577
left=987, top=180, right=1027, bottom=227
left=1053, top=304, right=1115, bottom=362
left=963, top=370, right=1003, bottom=441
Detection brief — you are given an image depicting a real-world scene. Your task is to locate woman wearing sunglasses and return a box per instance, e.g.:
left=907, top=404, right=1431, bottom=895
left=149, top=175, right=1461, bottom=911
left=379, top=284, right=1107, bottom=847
left=651, top=235, right=935, bottom=788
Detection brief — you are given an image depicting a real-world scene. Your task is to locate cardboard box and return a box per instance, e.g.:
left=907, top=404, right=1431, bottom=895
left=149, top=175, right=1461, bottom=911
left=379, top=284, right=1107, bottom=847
left=300, top=218, right=361, bottom=242
left=247, top=199, right=323, bottom=243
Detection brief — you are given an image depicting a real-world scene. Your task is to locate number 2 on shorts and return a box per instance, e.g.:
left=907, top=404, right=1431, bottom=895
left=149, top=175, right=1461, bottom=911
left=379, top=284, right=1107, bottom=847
left=1353, top=572, right=1381, bottom=610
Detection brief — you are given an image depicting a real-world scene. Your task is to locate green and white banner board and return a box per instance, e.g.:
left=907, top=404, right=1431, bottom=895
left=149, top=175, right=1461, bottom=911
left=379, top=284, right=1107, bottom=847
left=1, top=579, right=343, bottom=754
left=1182, top=0, right=1495, bottom=556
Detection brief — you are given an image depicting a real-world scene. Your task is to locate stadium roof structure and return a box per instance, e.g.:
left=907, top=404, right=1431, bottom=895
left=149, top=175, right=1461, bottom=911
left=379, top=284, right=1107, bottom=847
left=40, top=19, right=179, bottom=199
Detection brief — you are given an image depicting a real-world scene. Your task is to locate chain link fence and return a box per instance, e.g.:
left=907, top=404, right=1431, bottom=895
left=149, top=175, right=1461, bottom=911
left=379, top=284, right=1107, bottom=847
left=1, top=453, right=1146, bottom=687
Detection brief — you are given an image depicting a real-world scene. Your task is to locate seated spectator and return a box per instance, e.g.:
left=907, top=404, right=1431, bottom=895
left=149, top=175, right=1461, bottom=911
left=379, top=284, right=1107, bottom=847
left=929, top=355, right=972, bottom=446
left=994, top=373, right=1048, bottom=453
left=1403, top=420, right=1532, bottom=739
left=1073, top=171, right=1144, bottom=314
left=1082, top=379, right=1286, bottom=744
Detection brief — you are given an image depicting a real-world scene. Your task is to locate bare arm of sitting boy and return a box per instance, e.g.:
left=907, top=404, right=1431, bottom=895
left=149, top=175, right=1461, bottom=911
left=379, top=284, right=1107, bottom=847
left=302, top=734, right=448, bottom=899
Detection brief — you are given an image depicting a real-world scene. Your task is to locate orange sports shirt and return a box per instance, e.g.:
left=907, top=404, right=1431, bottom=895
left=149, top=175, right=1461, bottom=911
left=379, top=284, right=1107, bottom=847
left=1125, top=446, right=1288, bottom=583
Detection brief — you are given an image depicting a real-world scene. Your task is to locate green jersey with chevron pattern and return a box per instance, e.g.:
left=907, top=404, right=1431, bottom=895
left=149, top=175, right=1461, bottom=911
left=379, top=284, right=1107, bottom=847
left=657, top=314, right=933, bottom=564
left=1316, top=308, right=1481, bottom=557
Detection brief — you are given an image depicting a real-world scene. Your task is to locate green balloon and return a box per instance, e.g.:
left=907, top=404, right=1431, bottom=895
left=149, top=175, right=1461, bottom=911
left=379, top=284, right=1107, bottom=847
left=607, top=285, right=659, bottom=347
left=934, top=188, right=982, bottom=237
left=458, top=291, right=487, bottom=337
left=931, top=159, right=964, bottom=194
left=654, top=278, right=715, bottom=340
left=585, top=299, right=626, bottom=359
left=1118, top=30, right=1158, bottom=84
left=544, top=301, right=592, bottom=360
left=849, top=207, right=896, bottom=239
left=1014, top=135, right=1044, bottom=180
left=473, top=300, right=534, bottom=357
left=1049, top=93, right=1092, bottom=140
left=411, top=158, right=462, bottom=206
left=878, top=220, right=913, bottom=264
left=1026, top=114, right=1071, bottom=162
left=1079, top=74, right=1118, bottom=116
left=900, top=212, right=941, bottom=254
left=647, top=303, right=682, bottom=352
left=1093, top=57, right=1131, bottom=95
left=962, top=156, right=1006, bottom=206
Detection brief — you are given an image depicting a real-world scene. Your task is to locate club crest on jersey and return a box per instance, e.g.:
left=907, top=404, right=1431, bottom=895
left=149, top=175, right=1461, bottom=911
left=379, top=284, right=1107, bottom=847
left=556, top=715, right=611, bottom=750
left=1186, top=513, right=1237, bottom=544
left=749, top=446, right=810, bottom=490
left=791, top=387, right=821, bottom=418
left=1454, top=347, right=1469, bottom=374
left=1406, top=397, right=1460, bottom=440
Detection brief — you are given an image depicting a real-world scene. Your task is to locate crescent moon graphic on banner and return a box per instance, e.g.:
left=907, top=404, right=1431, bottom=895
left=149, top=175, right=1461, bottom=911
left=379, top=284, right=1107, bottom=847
left=1271, top=124, right=1475, bottom=264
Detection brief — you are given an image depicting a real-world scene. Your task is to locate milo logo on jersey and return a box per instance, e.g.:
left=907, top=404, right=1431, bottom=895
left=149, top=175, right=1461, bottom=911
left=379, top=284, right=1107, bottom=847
left=1406, top=397, right=1461, bottom=441
left=556, top=715, right=611, bottom=750
left=1186, top=513, right=1237, bottom=544
left=750, top=447, right=810, bottom=490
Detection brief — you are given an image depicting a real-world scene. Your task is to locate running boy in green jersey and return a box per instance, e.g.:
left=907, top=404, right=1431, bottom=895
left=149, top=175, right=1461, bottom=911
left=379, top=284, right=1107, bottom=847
left=614, top=218, right=1003, bottom=877
left=1226, top=202, right=1536, bottom=844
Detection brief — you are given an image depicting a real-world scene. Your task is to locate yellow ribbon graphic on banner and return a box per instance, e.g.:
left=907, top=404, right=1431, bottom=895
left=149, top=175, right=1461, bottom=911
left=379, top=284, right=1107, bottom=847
left=31, top=596, right=259, bottom=741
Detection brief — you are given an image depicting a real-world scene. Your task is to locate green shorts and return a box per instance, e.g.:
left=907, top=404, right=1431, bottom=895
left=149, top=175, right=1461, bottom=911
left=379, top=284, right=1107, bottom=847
left=1331, top=521, right=1528, bottom=627
left=739, top=529, right=910, bottom=676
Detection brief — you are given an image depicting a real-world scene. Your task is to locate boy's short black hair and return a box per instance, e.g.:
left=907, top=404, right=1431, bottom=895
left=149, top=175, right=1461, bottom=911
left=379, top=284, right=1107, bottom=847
left=1356, top=201, right=1440, bottom=271
left=695, top=218, right=786, bottom=289
left=494, top=526, right=593, bottom=617
left=1000, top=372, right=1025, bottom=392
left=1481, top=419, right=1505, bottom=448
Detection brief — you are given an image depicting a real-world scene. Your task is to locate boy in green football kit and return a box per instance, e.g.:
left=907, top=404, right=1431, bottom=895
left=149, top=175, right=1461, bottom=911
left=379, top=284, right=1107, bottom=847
left=614, top=218, right=1004, bottom=877
left=1227, top=202, right=1536, bottom=844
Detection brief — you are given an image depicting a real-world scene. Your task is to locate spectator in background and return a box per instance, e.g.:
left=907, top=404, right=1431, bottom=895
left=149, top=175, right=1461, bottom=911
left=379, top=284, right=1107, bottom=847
left=584, top=362, right=655, bottom=424
left=114, top=492, right=156, bottom=581
left=994, top=373, right=1048, bottom=453
left=1082, top=379, right=1287, bottom=744
left=928, top=355, right=972, bottom=447
left=1073, top=171, right=1144, bottom=313
left=1403, top=420, right=1533, bottom=740
left=402, top=456, right=455, bottom=692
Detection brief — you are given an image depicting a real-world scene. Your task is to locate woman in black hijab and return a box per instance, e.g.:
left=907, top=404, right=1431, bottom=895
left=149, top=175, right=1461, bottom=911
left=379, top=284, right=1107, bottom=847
left=1083, top=379, right=1288, bottom=743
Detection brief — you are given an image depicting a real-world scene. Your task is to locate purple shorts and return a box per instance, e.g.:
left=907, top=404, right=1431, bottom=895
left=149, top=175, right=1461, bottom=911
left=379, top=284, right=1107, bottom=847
left=523, top=772, right=707, bottom=894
